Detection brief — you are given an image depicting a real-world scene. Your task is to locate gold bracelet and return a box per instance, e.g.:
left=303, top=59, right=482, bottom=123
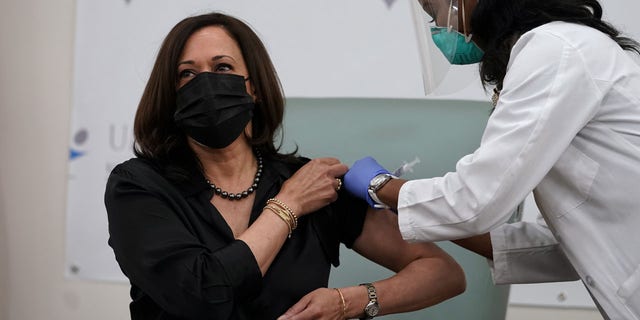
left=266, top=205, right=294, bottom=228
left=267, top=198, right=298, bottom=229
left=265, top=205, right=292, bottom=227
left=334, top=288, right=347, bottom=318
left=265, top=205, right=292, bottom=238
left=264, top=205, right=292, bottom=238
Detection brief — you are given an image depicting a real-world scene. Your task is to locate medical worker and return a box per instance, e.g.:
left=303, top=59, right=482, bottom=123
left=343, top=0, right=640, bottom=319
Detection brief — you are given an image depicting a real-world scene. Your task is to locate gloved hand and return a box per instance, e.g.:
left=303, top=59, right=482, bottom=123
left=343, top=156, right=390, bottom=207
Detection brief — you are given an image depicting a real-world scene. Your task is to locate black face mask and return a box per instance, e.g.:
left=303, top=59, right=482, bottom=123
left=174, top=72, right=255, bottom=149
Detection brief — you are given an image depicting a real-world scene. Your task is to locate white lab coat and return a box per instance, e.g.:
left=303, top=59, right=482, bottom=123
left=398, top=22, right=640, bottom=319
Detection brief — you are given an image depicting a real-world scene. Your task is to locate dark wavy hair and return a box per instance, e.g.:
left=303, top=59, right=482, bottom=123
left=470, top=0, right=640, bottom=90
left=133, top=12, right=297, bottom=181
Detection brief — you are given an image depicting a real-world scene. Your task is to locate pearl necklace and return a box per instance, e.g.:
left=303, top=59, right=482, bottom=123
left=206, top=150, right=263, bottom=201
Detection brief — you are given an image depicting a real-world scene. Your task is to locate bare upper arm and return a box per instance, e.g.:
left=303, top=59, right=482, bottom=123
left=351, top=207, right=455, bottom=272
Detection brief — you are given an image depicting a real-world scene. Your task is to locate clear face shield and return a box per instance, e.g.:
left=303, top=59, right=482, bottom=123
left=410, top=0, right=484, bottom=95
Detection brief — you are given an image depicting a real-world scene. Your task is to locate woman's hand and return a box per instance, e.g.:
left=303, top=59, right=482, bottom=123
left=277, top=288, right=345, bottom=320
left=276, top=158, right=348, bottom=217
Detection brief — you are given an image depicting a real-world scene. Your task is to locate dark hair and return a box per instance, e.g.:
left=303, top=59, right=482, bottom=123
left=133, top=12, right=296, bottom=180
left=471, top=0, right=640, bottom=90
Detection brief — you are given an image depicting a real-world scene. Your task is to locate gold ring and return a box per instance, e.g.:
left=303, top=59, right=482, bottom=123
left=336, top=178, right=343, bottom=191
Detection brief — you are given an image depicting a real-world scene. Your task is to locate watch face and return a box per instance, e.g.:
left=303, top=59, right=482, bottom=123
left=370, top=174, right=387, bottom=187
left=365, top=303, right=380, bottom=316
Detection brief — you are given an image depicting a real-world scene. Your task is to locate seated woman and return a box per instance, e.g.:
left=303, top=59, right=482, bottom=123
left=104, top=12, right=465, bottom=320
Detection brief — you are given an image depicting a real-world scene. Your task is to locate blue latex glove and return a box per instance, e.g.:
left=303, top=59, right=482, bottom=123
left=343, top=156, right=390, bottom=207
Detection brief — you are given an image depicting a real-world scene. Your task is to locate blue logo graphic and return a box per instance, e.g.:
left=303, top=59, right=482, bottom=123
left=69, top=128, right=89, bottom=160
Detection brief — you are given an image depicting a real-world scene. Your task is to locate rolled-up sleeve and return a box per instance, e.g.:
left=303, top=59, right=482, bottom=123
left=105, top=164, right=262, bottom=319
left=489, top=216, right=579, bottom=284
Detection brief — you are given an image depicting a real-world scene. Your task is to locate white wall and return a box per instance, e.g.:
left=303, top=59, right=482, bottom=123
left=0, top=0, right=612, bottom=319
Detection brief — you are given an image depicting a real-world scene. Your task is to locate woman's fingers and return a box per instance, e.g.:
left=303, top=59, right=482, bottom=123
left=277, top=158, right=349, bottom=216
